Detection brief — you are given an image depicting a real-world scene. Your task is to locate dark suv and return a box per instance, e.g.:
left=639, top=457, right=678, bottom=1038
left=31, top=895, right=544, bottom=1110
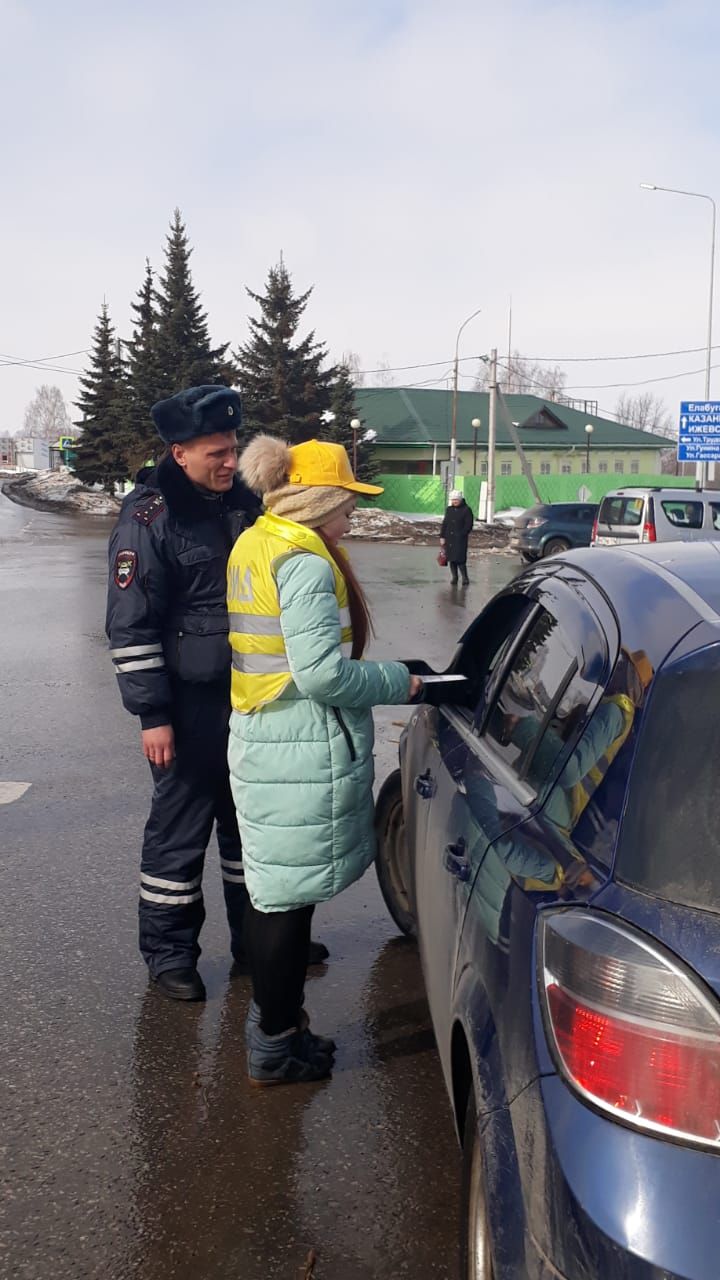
left=509, top=501, right=598, bottom=561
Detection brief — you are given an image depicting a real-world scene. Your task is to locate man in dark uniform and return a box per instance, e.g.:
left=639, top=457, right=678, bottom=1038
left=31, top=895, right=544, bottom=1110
left=106, top=385, right=328, bottom=1001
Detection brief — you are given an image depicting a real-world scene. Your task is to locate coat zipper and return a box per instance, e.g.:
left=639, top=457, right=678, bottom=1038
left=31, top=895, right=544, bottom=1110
left=332, top=707, right=357, bottom=761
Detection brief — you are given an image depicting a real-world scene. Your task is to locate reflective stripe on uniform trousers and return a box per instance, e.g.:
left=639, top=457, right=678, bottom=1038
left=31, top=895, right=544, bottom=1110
left=139, top=871, right=203, bottom=906
left=220, top=858, right=245, bottom=884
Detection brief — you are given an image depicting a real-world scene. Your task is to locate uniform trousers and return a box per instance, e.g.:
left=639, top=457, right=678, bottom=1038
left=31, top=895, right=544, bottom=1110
left=139, top=679, right=248, bottom=976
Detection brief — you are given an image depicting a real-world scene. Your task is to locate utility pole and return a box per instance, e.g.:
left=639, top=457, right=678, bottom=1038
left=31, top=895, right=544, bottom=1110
left=487, top=348, right=498, bottom=524
left=450, top=308, right=482, bottom=488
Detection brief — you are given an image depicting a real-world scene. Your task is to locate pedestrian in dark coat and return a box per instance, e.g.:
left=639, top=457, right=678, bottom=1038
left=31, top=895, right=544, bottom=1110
left=440, top=489, right=474, bottom=585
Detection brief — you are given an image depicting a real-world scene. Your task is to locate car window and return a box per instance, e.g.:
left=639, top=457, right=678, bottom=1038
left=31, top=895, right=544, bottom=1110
left=454, top=593, right=535, bottom=722
left=482, top=609, right=580, bottom=788
left=711, top=503, right=720, bottom=531
left=616, top=645, right=720, bottom=911
left=661, top=499, right=704, bottom=529
left=598, top=496, right=644, bottom=527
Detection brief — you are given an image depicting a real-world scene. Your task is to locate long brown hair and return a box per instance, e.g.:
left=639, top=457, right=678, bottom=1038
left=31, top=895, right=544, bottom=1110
left=316, top=531, right=374, bottom=659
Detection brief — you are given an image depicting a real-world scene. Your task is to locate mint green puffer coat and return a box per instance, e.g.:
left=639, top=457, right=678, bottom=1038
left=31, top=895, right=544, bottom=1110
left=228, top=551, right=411, bottom=913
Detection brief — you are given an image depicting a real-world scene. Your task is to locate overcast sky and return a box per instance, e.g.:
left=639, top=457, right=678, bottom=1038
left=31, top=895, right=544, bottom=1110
left=3, top=0, right=720, bottom=432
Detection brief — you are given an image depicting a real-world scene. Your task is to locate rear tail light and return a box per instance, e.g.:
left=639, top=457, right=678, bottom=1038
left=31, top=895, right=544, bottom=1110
left=539, top=910, right=720, bottom=1147
left=642, top=519, right=657, bottom=543
left=590, top=516, right=598, bottom=542
left=526, top=517, right=547, bottom=529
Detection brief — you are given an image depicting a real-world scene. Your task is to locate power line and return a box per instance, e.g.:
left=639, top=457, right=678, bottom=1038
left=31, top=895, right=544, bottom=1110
left=518, top=344, right=720, bottom=363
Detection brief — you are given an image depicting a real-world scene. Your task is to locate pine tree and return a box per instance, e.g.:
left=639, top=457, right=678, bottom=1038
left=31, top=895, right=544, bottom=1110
left=155, top=209, right=234, bottom=396
left=323, top=362, right=379, bottom=483
left=235, top=259, right=336, bottom=444
left=122, top=259, right=163, bottom=472
left=72, top=304, right=129, bottom=493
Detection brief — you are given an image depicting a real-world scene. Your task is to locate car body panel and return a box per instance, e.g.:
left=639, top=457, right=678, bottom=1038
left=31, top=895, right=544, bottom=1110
left=509, top=502, right=598, bottom=560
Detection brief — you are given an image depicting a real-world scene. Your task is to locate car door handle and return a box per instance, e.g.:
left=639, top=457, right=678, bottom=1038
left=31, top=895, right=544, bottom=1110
left=444, top=838, right=470, bottom=882
left=414, top=769, right=435, bottom=800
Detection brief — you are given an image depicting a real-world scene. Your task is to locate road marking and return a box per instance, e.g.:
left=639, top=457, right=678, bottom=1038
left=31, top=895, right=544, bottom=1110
left=0, top=782, right=31, bottom=805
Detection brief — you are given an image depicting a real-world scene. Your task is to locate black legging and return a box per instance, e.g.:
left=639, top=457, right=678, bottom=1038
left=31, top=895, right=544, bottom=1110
left=244, top=900, right=314, bottom=1035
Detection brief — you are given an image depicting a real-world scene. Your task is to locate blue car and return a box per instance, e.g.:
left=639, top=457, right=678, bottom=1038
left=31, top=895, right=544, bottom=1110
left=375, top=543, right=720, bottom=1279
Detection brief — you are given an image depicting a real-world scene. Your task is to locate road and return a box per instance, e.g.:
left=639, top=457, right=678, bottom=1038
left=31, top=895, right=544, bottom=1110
left=0, top=490, right=515, bottom=1280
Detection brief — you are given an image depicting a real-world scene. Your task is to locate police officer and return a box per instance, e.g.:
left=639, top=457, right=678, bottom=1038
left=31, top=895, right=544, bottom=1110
left=106, top=385, right=328, bottom=1001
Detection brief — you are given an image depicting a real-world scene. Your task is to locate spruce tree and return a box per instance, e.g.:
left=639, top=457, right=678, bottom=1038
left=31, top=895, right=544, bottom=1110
left=323, top=362, right=379, bottom=483
left=122, top=259, right=163, bottom=472
left=155, top=209, right=234, bottom=395
left=72, top=303, right=129, bottom=493
left=235, top=260, right=335, bottom=444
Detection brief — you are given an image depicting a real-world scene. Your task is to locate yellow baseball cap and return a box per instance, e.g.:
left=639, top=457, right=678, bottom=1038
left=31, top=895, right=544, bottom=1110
left=288, top=439, right=383, bottom=495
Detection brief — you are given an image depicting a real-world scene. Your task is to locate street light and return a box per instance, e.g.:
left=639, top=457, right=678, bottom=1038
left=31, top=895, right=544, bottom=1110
left=451, top=308, right=482, bottom=487
left=640, top=182, right=716, bottom=488
left=350, top=417, right=361, bottom=474
left=471, top=417, right=482, bottom=475
left=584, top=422, right=594, bottom=473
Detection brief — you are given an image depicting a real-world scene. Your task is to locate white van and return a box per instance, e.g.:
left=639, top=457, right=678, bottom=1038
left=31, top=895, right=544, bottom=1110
left=591, top=487, right=720, bottom=547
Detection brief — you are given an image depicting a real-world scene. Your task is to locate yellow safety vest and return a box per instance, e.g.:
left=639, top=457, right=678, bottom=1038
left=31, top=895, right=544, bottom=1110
left=568, top=692, right=636, bottom=827
left=227, top=511, right=353, bottom=714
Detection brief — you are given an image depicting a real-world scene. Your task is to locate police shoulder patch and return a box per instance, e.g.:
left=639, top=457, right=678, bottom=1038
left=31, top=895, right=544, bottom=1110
left=114, top=549, right=138, bottom=590
left=133, top=494, right=166, bottom=527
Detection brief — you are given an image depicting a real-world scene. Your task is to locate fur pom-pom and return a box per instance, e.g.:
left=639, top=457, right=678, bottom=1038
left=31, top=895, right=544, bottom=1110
left=239, top=434, right=291, bottom=495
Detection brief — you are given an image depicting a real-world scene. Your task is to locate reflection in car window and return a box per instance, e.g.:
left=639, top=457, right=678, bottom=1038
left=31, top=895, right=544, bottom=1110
left=483, top=609, right=579, bottom=786
left=662, top=500, right=703, bottom=529
left=711, top=503, right=720, bottom=531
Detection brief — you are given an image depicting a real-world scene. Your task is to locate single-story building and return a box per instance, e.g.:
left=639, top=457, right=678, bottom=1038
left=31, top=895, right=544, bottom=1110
left=355, top=388, right=669, bottom=480
left=14, top=436, right=50, bottom=471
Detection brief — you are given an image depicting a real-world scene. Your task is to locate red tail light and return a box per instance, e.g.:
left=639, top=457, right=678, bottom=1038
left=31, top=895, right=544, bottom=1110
left=643, top=519, right=657, bottom=543
left=590, top=517, right=598, bottom=542
left=539, top=911, right=720, bottom=1147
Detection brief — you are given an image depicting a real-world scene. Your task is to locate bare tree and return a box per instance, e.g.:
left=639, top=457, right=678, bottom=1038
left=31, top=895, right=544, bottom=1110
left=22, top=385, right=75, bottom=440
left=340, top=349, right=365, bottom=387
left=476, top=350, right=567, bottom=400
left=615, top=392, right=674, bottom=438
left=374, top=356, right=395, bottom=387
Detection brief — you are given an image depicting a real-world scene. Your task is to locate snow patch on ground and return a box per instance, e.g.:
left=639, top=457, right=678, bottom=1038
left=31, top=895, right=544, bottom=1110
left=1, top=468, right=121, bottom=516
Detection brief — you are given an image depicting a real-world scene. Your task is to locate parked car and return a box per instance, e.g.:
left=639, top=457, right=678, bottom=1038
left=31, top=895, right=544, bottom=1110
left=592, top=486, right=720, bottom=547
left=509, top=501, right=598, bottom=561
left=376, top=542, right=720, bottom=1280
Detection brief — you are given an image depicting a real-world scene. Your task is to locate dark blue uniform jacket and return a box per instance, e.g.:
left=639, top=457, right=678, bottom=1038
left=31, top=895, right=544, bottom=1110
left=106, top=454, right=261, bottom=730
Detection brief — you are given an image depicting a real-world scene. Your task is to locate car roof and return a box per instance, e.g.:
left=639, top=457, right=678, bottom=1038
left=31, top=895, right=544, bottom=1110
left=601, top=487, right=717, bottom=499
left=558, top=543, right=720, bottom=627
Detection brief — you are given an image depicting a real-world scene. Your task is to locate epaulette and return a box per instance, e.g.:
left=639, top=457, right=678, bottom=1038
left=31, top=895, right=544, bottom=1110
left=133, top=494, right=166, bottom=527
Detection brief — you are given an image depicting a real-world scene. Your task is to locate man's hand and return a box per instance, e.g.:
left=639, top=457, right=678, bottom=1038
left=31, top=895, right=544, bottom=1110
left=141, top=725, right=175, bottom=768
left=439, top=538, right=446, bottom=546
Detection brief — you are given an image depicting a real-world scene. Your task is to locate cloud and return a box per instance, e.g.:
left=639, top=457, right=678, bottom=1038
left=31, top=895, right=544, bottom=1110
left=2, top=0, right=720, bottom=429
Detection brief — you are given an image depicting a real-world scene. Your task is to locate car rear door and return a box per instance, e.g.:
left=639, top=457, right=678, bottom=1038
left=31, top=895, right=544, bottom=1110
left=594, top=494, right=645, bottom=545
left=414, top=575, right=610, bottom=1072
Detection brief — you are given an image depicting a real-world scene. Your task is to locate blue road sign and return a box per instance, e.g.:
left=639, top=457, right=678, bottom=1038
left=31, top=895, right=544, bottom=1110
left=678, top=401, right=720, bottom=462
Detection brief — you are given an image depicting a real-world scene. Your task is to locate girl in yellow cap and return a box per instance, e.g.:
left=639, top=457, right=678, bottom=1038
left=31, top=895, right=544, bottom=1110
left=227, top=436, right=422, bottom=1085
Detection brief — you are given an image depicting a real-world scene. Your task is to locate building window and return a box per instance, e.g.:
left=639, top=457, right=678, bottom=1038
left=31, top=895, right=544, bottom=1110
left=525, top=460, right=533, bottom=473
left=598, top=461, right=608, bottom=474
left=480, top=462, right=488, bottom=476
left=500, top=462, right=512, bottom=476
left=540, top=462, right=551, bottom=475
left=580, top=460, right=589, bottom=473
left=561, top=463, right=572, bottom=475
left=614, top=460, right=625, bottom=475
left=630, top=461, right=640, bottom=475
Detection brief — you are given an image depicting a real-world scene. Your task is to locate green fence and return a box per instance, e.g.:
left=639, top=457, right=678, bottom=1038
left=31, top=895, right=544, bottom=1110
left=362, top=472, right=697, bottom=517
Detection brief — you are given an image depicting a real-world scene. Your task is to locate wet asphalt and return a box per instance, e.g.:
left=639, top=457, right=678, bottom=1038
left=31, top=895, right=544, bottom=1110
left=0, top=491, right=515, bottom=1280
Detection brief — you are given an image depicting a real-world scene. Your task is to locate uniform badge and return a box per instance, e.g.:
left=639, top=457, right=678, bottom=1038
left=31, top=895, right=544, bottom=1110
left=114, top=549, right=138, bottom=589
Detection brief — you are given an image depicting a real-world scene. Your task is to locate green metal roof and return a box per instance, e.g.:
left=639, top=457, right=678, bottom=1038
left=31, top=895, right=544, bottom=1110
left=355, top=387, right=670, bottom=451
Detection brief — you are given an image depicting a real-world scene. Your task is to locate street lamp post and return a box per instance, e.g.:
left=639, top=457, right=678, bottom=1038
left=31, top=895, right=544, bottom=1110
left=640, top=182, right=716, bottom=489
left=350, top=417, right=361, bottom=475
left=471, top=417, right=482, bottom=475
left=584, top=423, right=594, bottom=473
left=451, top=309, right=482, bottom=488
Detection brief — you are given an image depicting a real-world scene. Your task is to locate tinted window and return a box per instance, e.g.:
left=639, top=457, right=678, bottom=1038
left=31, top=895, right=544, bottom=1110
left=616, top=646, right=720, bottom=911
left=598, top=495, right=644, bottom=527
left=454, top=594, right=534, bottom=721
left=662, top=499, right=703, bottom=529
left=483, top=609, right=579, bottom=787
left=712, top=503, right=720, bottom=531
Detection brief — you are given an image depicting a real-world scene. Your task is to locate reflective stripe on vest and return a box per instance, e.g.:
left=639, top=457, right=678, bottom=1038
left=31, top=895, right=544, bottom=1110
left=227, top=512, right=353, bottom=714
left=568, top=693, right=636, bottom=826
